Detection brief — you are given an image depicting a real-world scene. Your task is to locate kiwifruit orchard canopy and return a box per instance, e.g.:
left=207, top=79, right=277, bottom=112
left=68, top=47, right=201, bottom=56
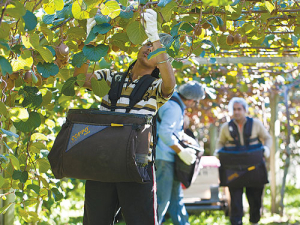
left=0, top=0, right=300, bottom=223
left=1, top=0, right=300, bottom=76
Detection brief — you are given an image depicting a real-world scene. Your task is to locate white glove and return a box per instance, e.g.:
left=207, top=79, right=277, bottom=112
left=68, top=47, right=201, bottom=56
left=178, top=148, right=197, bottom=165
left=142, top=9, right=160, bottom=43
left=263, top=146, right=270, bottom=158
left=87, top=18, right=97, bottom=38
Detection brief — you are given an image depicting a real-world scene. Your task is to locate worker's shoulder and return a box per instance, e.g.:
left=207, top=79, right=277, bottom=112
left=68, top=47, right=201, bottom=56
left=219, top=121, right=229, bottom=130
left=252, top=117, right=264, bottom=126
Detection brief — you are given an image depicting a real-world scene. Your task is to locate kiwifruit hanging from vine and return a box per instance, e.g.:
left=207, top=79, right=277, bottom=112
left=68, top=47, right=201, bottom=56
left=242, top=35, right=248, bottom=43
left=2, top=78, right=15, bottom=91
left=194, top=25, right=202, bottom=36
left=24, top=71, right=33, bottom=83
left=58, top=43, right=69, bottom=56
left=226, top=34, right=234, bottom=45
left=202, top=22, right=210, bottom=29
left=234, top=33, right=242, bottom=44
left=219, top=25, right=226, bottom=32
left=9, top=72, right=20, bottom=80
left=112, top=45, right=120, bottom=52
left=34, top=74, right=43, bottom=86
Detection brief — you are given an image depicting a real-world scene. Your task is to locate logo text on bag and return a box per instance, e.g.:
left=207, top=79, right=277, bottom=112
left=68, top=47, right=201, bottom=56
left=71, top=126, right=90, bottom=143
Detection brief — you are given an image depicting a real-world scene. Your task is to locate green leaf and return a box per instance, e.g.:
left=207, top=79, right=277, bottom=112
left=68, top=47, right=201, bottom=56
left=61, top=77, right=77, bottom=96
left=172, top=60, right=183, bottom=69
left=101, top=1, right=120, bottom=19
left=0, top=39, right=10, bottom=51
left=0, top=128, right=19, bottom=138
left=295, top=26, right=300, bottom=36
left=99, top=58, right=112, bottom=69
left=51, top=187, right=64, bottom=201
left=0, top=203, right=13, bottom=214
left=201, top=39, right=216, bottom=54
left=230, top=0, right=240, bottom=6
left=6, top=155, right=20, bottom=170
left=27, top=184, right=40, bottom=194
left=265, top=1, right=275, bottom=13
left=95, top=13, right=111, bottom=24
left=22, top=10, right=37, bottom=31
left=120, top=0, right=128, bottom=6
left=31, top=133, right=48, bottom=141
left=12, top=170, right=22, bottom=180
left=40, top=91, right=53, bottom=107
left=72, top=0, right=89, bottom=20
left=202, top=0, right=231, bottom=6
left=20, top=171, right=28, bottom=183
left=0, top=56, right=13, bottom=75
left=37, top=158, right=51, bottom=173
left=0, top=101, right=8, bottom=117
left=9, top=107, right=29, bottom=122
left=37, top=46, right=54, bottom=63
left=67, top=27, right=86, bottom=39
left=76, top=74, right=86, bottom=87
left=36, top=62, right=59, bottom=78
left=93, top=23, right=113, bottom=34
left=44, top=0, right=64, bottom=15
left=0, top=22, right=10, bottom=40
left=180, top=23, right=194, bottom=33
left=5, top=0, right=26, bottom=19
left=72, top=51, right=88, bottom=68
left=126, top=21, right=148, bottom=45
left=215, top=16, right=224, bottom=26
left=170, top=22, right=183, bottom=37
left=43, top=14, right=55, bottom=24
left=91, top=77, right=110, bottom=97
left=13, top=112, right=41, bottom=132
left=24, top=199, right=38, bottom=207
left=11, top=50, right=33, bottom=71
left=158, top=0, right=173, bottom=7
left=21, top=86, right=43, bottom=109
left=83, top=44, right=109, bottom=61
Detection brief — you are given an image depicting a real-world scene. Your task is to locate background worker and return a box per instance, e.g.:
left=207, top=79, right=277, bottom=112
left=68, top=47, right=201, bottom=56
left=216, top=97, right=272, bottom=225
left=156, top=81, right=205, bottom=225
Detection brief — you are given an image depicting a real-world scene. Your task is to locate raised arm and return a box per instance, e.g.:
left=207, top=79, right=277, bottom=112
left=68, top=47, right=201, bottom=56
left=143, top=9, right=175, bottom=98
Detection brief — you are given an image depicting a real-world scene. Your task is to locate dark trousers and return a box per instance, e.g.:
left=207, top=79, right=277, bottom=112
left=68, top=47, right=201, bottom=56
left=83, top=165, right=158, bottom=225
left=229, top=186, right=264, bottom=225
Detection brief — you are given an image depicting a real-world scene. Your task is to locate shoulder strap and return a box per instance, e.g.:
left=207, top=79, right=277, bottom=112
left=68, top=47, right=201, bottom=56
left=228, top=120, right=240, bottom=146
left=157, top=95, right=185, bottom=123
left=170, top=95, right=185, bottom=113
left=126, top=75, right=155, bottom=113
left=109, top=73, right=156, bottom=112
left=243, top=117, right=253, bottom=146
left=108, top=72, right=127, bottom=112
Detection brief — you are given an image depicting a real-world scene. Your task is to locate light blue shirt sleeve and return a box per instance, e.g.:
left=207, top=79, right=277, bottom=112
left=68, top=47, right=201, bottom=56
left=157, top=101, right=183, bottom=147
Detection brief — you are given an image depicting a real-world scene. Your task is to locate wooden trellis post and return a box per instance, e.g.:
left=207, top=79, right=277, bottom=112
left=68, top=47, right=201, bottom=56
left=269, top=91, right=281, bottom=214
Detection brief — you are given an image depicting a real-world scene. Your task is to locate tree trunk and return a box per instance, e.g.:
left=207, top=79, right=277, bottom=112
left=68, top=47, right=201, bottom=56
left=269, top=91, right=281, bottom=214
left=280, top=87, right=292, bottom=216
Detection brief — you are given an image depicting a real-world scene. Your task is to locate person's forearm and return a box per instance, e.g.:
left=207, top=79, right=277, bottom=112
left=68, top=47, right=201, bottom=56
left=152, top=40, right=175, bottom=97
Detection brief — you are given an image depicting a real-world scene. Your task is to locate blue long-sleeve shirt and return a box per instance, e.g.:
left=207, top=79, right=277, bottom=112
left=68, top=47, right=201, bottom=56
left=156, top=92, right=186, bottom=162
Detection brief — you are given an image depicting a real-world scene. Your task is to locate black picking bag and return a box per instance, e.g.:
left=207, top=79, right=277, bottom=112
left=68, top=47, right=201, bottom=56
left=218, top=144, right=269, bottom=188
left=48, top=109, right=153, bottom=183
left=174, top=141, right=204, bottom=188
